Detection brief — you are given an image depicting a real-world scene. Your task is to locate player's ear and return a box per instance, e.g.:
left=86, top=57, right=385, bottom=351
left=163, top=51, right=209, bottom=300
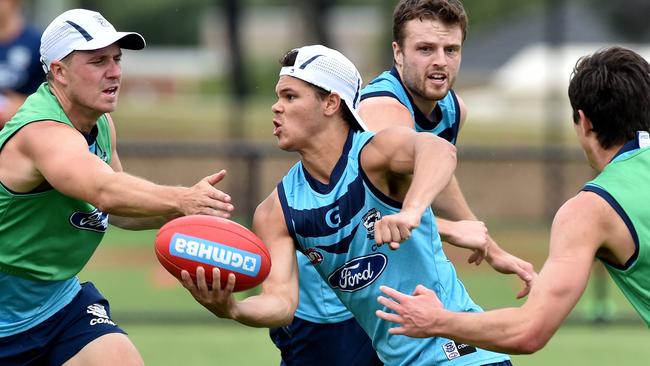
left=392, top=41, right=403, bottom=68
left=50, top=60, right=67, bottom=85
left=323, top=93, right=342, bottom=118
left=577, top=110, right=594, bottom=133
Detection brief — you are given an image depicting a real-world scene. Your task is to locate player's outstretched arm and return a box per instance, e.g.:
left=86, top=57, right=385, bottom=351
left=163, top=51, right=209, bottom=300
left=19, top=120, right=233, bottom=219
left=181, top=190, right=299, bottom=328
left=363, top=127, right=456, bottom=249
left=376, top=193, right=602, bottom=353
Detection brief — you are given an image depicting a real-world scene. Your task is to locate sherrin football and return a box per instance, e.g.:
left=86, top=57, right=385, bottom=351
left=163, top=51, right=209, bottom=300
left=155, top=215, right=271, bottom=292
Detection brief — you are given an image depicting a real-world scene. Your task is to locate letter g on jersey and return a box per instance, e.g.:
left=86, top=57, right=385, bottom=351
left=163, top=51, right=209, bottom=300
left=325, top=206, right=341, bottom=228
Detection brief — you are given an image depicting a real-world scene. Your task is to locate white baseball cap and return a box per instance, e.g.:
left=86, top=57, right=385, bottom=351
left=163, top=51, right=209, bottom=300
left=40, top=9, right=146, bottom=73
left=279, top=45, right=368, bottom=131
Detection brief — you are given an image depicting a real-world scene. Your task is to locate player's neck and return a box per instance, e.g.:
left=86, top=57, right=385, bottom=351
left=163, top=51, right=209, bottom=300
left=49, top=84, right=103, bottom=134
left=591, top=143, right=623, bottom=172
left=300, top=126, right=349, bottom=184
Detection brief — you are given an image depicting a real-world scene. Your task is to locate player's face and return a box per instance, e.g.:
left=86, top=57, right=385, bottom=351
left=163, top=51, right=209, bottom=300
left=393, top=18, right=462, bottom=105
left=272, top=76, right=325, bottom=151
left=63, top=44, right=123, bottom=114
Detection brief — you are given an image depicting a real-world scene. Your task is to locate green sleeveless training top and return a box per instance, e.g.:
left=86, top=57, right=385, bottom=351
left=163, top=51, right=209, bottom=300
left=584, top=142, right=650, bottom=326
left=0, top=83, right=112, bottom=281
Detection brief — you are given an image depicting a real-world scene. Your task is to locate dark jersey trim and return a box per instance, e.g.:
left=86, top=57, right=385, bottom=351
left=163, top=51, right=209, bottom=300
left=276, top=182, right=301, bottom=253
left=582, top=185, right=639, bottom=270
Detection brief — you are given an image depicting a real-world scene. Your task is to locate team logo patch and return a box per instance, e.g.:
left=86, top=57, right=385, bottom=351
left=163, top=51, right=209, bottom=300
left=69, top=208, right=109, bottom=233
left=170, top=233, right=261, bottom=276
left=93, top=15, right=110, bottom=27
left=327, top=253, right=387, bottom=292
left=442, top=340, right=477, bottom=360
left=87, top=303, right=116, bottom=326
left=305, top=248, right=323, bottom=264
left=362, top=208, right=380, bottom=240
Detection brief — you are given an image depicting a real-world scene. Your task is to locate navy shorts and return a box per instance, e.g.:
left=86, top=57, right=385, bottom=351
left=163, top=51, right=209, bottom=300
left=0, top=281, right=127, bottom=366
left=270, top=316, right=383, bottom=366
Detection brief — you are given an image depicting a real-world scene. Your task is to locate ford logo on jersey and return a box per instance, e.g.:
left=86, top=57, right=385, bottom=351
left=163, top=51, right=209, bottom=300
left=170, top=233, right=261, bottom=277
left=328, top=253, right=387, bottom=292
left=69, top=208, right=109, bottom=233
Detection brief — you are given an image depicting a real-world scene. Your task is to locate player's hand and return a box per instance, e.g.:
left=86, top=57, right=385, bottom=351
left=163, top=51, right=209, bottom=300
left=438, top=219, right=489, bottom=265
left=181, top=170, right=234, bottom=217
left=484, top=239, right=536, bottom=298
left=180, top=266, right=239, bottom=319
left=376, top=284, right=444, bottom=338
left=374, top=210, right=421, bottom=250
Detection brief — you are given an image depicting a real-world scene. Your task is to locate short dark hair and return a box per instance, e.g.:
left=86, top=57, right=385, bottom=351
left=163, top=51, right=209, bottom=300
left=393, top=0, right=468, bottom=47
left=568, top=47, right=650, bottom=149
left=278, top=48, right=359, bottom=129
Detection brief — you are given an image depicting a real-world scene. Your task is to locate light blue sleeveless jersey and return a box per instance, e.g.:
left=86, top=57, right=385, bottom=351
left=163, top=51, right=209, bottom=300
left=278, top=130, right=509, bottom=365
left=294, top=67, right=462, bottom=325
left=361, top=67, right=461, bottom=144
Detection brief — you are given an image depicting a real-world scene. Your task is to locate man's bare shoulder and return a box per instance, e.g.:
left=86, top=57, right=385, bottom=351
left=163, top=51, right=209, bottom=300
left=359, top=96, right=412, bottom=131
left=550, top=190, right=623, bottom=257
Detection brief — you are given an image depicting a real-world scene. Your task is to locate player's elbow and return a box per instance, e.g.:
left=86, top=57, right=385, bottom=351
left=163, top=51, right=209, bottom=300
left=435, top=136, right=457, bottom=169
left=92, top=192, right=119, bottom=214
left=509, top=326, right=552, bottom=354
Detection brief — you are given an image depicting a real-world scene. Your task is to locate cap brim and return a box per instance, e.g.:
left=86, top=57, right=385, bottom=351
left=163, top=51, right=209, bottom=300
left=74, top=31, right=146, bottom=52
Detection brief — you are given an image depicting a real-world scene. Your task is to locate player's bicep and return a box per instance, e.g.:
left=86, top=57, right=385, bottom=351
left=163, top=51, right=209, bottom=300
left=524, top=196, right=602, bottom=335
left=359, top=97, right=413, bottom=132
left=253, top=191, right=299, bottom=306
left=21, top=122, right=115, bottom=202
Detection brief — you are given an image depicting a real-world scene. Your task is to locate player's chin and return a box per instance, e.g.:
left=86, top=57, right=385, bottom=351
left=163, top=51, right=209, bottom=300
left=425, top=88, right=448, bottom=101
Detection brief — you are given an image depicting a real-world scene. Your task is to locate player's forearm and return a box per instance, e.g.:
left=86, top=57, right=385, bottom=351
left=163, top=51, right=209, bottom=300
left=231, top=294, right=296, bottom=328
left=402, top=135, right=456, bottom=215
left=92, top=172, right=185, bottom=216
left=435, top=307, right=548, bottom=354
left=431, top=175, right=476, bottom=221
left=436, top=218, right=456, bottom=242
left=109, top=215, right=169, bottom=230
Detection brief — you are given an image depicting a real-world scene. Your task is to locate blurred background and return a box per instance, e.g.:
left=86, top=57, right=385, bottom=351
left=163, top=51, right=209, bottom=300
left=21, top=0, right=650, bottom=364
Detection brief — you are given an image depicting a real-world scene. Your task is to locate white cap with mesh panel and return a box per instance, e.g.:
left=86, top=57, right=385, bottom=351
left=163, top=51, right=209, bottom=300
left=40, top=9, right=146, bottom=73
left=279, top=45, right=368, bottom=131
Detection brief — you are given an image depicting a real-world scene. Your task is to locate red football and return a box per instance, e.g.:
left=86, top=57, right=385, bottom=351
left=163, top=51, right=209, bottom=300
left=155, top=215, right=271, bottom=292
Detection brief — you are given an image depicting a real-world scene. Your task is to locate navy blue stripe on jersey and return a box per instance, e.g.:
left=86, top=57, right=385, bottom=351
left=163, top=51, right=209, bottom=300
left=611, top=138, right=640, bottom=162
left=303, top=131, right=354, bottom=194
left=315, top=225, right=359, bottom=254
left=449, top=89, right=461, bottom=143
left=359, top=90, right=400, bottom=102
left=276, top=182, right=299, bottom=245
left=582, top=184, right=639, bottom=270
left=358, top=166, right=402, bottom=210
left=65, top=21, right=94, bottom=41
left=286, top=174, right=367, bottom=239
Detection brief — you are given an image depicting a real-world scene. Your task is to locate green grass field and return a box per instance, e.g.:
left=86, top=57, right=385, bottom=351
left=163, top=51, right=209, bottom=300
left=77, top=224, right=648, bottom=365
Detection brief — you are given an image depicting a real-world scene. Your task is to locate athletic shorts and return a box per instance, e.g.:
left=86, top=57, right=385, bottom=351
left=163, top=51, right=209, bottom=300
left=0, top=281, right=127, bottom=366
left=270, top=316, right=383, bottom=366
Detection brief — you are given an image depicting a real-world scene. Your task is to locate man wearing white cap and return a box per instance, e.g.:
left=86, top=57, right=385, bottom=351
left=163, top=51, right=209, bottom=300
left=0, top=9, right=234, bottom=365
left=181, top=44, right=512, bottom=366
